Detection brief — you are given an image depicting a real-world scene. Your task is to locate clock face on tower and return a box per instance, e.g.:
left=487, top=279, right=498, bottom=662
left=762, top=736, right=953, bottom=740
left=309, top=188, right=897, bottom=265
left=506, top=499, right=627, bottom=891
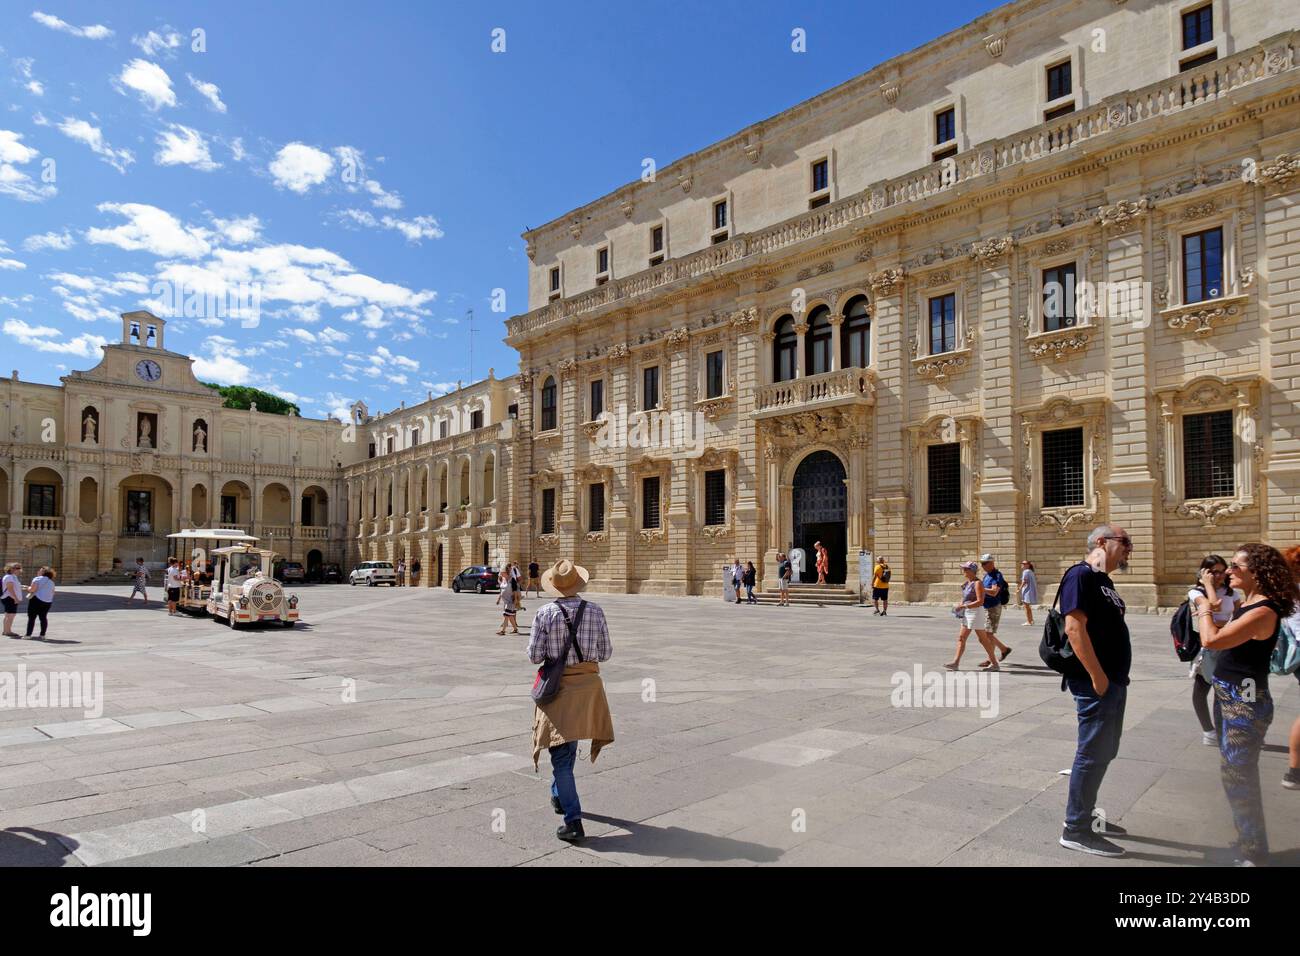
left=135, top=359, right=162, bottom=383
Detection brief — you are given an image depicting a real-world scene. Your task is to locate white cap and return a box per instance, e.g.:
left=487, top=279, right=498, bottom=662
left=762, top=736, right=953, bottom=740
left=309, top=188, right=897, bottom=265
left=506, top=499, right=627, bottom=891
left=980, top=553, right=995, bottom=563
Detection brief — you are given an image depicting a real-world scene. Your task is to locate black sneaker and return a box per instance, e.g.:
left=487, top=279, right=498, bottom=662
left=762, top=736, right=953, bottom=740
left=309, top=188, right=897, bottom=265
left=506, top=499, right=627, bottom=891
left=551, top=795, right=563, bottom=814
left=1283, top=768, right=1300, bottom=791
left=1064, top=819, right=1128, bottom=836
left=556, top=821, right=585, bottom=842
left=1059, top=828, right=1126, bottom=858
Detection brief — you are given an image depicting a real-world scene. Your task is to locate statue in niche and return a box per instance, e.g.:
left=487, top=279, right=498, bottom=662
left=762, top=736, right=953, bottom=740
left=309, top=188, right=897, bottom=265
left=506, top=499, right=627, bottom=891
left=193, top=421, right=207, bottom=452
left=82, top=411, right=98, bottom=444
left=137, top=415, right=155, bottom=449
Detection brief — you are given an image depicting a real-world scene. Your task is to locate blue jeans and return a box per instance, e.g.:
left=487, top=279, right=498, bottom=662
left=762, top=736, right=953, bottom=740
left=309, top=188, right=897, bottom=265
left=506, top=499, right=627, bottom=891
left=1213, top=678, right=1273, bottom=862
left=1064, top=676, right=1127, bottom=835
left=549, top=741, right=581, bottom=824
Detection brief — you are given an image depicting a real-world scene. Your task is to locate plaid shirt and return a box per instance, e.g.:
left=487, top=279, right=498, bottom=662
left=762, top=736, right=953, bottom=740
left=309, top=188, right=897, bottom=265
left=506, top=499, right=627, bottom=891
left=526, top=596, right=612, bottom=665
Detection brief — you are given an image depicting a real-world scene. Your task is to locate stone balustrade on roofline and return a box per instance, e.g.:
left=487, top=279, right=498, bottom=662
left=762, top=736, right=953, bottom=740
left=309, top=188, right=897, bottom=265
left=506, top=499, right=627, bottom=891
left=505, top=33, right=1297, bottom=343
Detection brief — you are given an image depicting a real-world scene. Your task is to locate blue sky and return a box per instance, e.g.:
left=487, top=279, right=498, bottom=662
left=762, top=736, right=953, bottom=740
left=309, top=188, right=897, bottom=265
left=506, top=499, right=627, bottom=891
left=0, top=0, right=999, bottom=420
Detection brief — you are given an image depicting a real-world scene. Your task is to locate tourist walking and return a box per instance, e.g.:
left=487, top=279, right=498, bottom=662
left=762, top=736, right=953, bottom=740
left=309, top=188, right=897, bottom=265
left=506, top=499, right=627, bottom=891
left=978, top=554, right=1013, bottom=665
left=946, top=561, right=998, bottom=671
left=1019, top=560, right=1038, bottom=626
left=512, top=562, right=525, bottom=611
left=2, top=563, right=23, bottom=637
left=1196, top=544, right=1294, bottom=866
left=527, top=560, right=541, bottom=597
left=24, top=567, right=55, bottom=640
left=527, top=559, right=614, bottom=843
left=743, top=561, right=757, bottom=604
left=1057, top=524, right=1133, bottom=859
left=1187, top=555, right=1235, bottom=746
left=496, top=569, right=520, bottom=635
left=731, top=558, right=744, bottom=604
left=410, top=558, right=421, bottom=588
left=776, top=551, right=791, bottom=606
left=872, top=556, right=891, bottom=615
left=127, top=558, right=149, bottom=604
left=396, top=559, right=407, bottom=587
left=165, top=557, right=184, bottom=616
left=815, top=541, right=829, bottom=585
left=1282, top=546, right=1300, bottom=792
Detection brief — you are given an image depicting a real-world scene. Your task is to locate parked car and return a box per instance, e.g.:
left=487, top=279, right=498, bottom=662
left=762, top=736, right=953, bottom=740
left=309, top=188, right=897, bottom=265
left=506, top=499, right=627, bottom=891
left=322, top=563, right=343, bottom=584
left=349, top=561, right=397, bottom=586
left=276, top=561, right=306, bottom=583
left=451, top=566, right=500, bottom=594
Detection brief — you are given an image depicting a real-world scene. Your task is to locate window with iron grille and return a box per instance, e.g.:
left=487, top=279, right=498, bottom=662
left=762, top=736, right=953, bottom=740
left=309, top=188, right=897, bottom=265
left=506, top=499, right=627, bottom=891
left=642, top=476, right=660, bottom=529
left=1042, top=262, right=1077, bottom=331
left=541, top=376, right=557, bottom=430
left=589, top=483, right=605, bottom=532
left=1183, top=411, right=1234, bottom=499
left=706, top=351, right=724, bottom=399
left=1182, top=3, right=1212, bottom=49
left=27, top=484, right=56, bottom=517
left=471, top=410, right=483, bottom=430
left=589, top=379, right=604, bottom=420
left=643, top=365, right=659, bottom=410
left=704, top=469, right=726, bottom=526
left=929, top=294, right=956, bottom=354
left=1047, top=61, right=1072, bottom=101
left=935, top=108, right=955, bottom=145
left=541, top=488, right=556, bottom=535
left=1182, top=227, right=1223, bottom=303
left=1042, top=427, right=1085, bottom=508
left=927, top=444, right=961, bottom=515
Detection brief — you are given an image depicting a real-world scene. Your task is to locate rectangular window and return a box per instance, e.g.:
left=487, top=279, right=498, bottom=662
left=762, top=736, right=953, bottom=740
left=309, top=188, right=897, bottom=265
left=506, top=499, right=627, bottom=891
left=928, top=293, right=957, bottom=354
left=935, top=108, right=955, bottom=145
left=651, top=225, right=664, bottom=253
left=713, top=199, right=728, bottom=230
left=643, top=365, right=659, bottom=410
left=711, top=232, right=728, bottom=245
left=386, top=438, right=394, bottom=455
left=1180, top=50, right=1218, bottom=71
left=1182, top=227, right=1223, bottom=303
left=1042, top=427, right=1085, bottom=509
left=507, top=403, right=518, bottom=419
left=549, top=267, right=560, bottom=292
left=589, top=379, right=604, bottom=420
left=1047, top=61, right=1072, bottom=102
left=589, top=483, right=605, bottom=533
left=927, top=443, right=961, bottom=515
left=367, top=442, right=376, bottom=459
left=1182, top=3, right=1213, bottom=50
left=411, top=428, right=421, bottom=446
left=221, top=495, right=237, bottom=524
left=704, top=469, right=726, bottom=526
left=439, top=420, right=449, bottom=439
left=26, top=484, right=56, bottom=517
left=541, top=488, right=556, bottom=535
left=125, top=489, right=151, bottom=532
left=642, top=476, right=661, bottom=529
left=471, top=409, right=483, bottom=430
left=808, top=194, right=831, bottom=209
left=1042, top=262, right=1078, bottom=331
left=1183, top=410, right=1234, bottom=499
left=706, top=350, right=725, bottom=399
left=649, top=255, right=664, bottom=266
left=596, top=247, right=609, bottom=275
left=1044, top=103, right=1075, bottom=121
left=811, top=159, right=829, bottom=193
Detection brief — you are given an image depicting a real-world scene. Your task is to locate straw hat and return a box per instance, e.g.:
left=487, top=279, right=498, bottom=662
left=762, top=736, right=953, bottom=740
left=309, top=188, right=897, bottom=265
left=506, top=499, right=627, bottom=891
left=541, top=559, right=589, bottom=597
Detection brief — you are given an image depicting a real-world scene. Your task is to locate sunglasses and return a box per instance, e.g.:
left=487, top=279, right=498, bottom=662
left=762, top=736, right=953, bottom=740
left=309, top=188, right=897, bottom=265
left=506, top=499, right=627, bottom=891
left=1229, top=562, right=1249, bottom=571
left=1104, top=536, right=1132, bottom=547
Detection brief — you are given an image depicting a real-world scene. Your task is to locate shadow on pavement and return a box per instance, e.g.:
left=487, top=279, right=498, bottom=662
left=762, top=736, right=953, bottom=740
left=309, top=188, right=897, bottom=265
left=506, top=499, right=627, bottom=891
left=580, top=813, right=782, bottom=863
left=0, top=827, right=79, bottom=867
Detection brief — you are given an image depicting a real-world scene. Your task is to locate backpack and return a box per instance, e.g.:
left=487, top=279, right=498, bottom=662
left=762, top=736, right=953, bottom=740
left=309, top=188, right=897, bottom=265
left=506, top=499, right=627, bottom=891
left=1271, top=618, right=1300, bottom=676
left=1039, top=564, right=1088, bottom=679
left=531, top=600, right=586, bottom=705
left=1170, top=586, right=1205, bottom=663
left=879, top=566, right=891, bottom=583
left=995, top=571, right=1010, bottom=605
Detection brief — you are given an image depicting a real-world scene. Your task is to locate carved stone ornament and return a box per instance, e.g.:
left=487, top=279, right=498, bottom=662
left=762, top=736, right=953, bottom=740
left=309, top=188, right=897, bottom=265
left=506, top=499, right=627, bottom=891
left=855, top=246, right=874, bottom=263
left=1175, top=498, right=1247, bottom=529
left=696, top=397, right=733, bottom=422
left=969, top=236, right=1014, bottom=264
left=569, top=219, right=582, bottom=240
left=1028, top=327, right=1091, bottom=361
left=1043, top=238, right=1071, bottom=257
left=1030, top=507, right=1098, bottom=535
left=743, top=142, right=762, bottom=164
left=582, top=420, right=606, bottom=441
left=760, top=275, right=782, bottom=292
left=525, top=240, right=536, bottom=262
left=924, top=270, right=953, bottom=288
left=1166, top=300, right=1241, bottom=336
left=677, top=174, right=693, bottom=194
left=912, top=352, right=969, bottom=382
left=729, top=307, right=758, bottom=331
left=701, top=524, right=731, bottom=539
left=620, top=200, right=635, bottom=219
left=1095, top=197, right=1151, bottom=228
left=868, top=268, right=905, bottom=295
left=537, top=533, right=560, bottom=549
left=665, top=327, right=690, bottom=351
left=921, top=515, right=966, bottom=539
left=1239, top=266, right=1256, bottom=289
left=1181, top=200, right=1217, bottom=221
left=638, top=528, right=666, bottom=543
left=606, top=343, right=629, bottom=361
left=984, top=34, right=1006, bottom=58
left=556, top=358, right=578, bottom=379
left=1257, top=154, right=1300, bottom=188
left=585, top=530, right=608, bottom=543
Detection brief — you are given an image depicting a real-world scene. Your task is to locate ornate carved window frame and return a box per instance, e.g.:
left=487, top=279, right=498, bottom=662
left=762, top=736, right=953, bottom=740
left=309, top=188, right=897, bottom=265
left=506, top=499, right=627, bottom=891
left=1156, top=375, right=1260, bottom=526
left=630, top=455, right=670, bottom=539
left=584, top=366, right=608, bottom=425
left=1023, top=239, right=1099, bottom=361
left=1019, top=396, right=1107, bottom=534
left=693, top=447, right=737, bottom=536
left=911, top=270, right=974, bottom=381
left=1161, top=198, right=1247, bottom=336
left=908, top=414, right=980, bottom=538
left=533, top=468, right=563, bottom=539
left=576, top=463, right=612, bottom=541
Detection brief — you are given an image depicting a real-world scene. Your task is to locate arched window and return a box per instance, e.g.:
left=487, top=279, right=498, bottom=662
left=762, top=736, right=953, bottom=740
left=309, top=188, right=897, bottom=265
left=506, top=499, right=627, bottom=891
left=805, top=305, right=833, bottom=376
left=772, top=315, right=797, bottom=382
left=540, top=376, right=557, bottom=431
left=841, top=296, right=871, bottom=369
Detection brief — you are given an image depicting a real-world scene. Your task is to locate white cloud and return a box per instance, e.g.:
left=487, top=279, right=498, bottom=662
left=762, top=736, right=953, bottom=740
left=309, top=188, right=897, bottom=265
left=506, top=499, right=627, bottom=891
left=318, top=326, right=348, bottom=344
left=0, top=128, right=39, bottom=164
left=191, top=350, right=253, bottom=384
left=337, top=208, right=443, bottom=244
left=211, top=215, right=260, bottom=245
left=132, top=29, right=182, bottom=57
left=286, top=328, right=316, bottom=343
left=3, top=319, right=108, bottom=357
left=269, top=142, right=333, bottom=193
left=186, top=73, right=226, bottom=113
left=115, top=59, right=176, bottom=110
left=47, top=270, right=151, bottom=322
left=154, top=123, right=219, bottom=171
left=85, top=202, right=211, bottom=258
left=228, top=137, right=246, bottom=162
left=14, top=58, right=44, bottom=96
left=31, top=11, right=113, bottom=39
left=22, top=230, right=74, bottom=252
left=0, top=129, right=55, bottom=202
left=364, top=178, right=402, bottom=209
left=44, top=116, right=134, bottom=173
left=0, top=257, right=25, bottom=270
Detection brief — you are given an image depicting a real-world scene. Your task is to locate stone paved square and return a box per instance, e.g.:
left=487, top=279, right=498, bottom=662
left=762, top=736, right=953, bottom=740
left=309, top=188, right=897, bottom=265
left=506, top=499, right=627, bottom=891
left=0, top=584, right=1296, bottom=867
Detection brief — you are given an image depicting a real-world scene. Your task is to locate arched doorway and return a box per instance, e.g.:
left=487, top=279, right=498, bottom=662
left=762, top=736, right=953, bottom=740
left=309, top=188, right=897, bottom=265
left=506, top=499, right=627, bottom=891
left=306, top=549, right=323, bottom=580
left=792, top=450, right=847, bottom=585
left=436, top=542, right=443, bottom=587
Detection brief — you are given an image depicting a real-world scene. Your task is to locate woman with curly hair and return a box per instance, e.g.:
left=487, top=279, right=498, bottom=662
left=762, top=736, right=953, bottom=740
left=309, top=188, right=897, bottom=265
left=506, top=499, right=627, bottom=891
left=1281, top=546, right=1300, bottom=792
left=1196, top=543, right=1297, bottom=865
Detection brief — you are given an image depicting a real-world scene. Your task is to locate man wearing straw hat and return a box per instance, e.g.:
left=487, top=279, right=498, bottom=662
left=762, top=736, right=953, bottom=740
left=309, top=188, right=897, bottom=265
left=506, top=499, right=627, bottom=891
left=527, top=559, right=614, bottom=843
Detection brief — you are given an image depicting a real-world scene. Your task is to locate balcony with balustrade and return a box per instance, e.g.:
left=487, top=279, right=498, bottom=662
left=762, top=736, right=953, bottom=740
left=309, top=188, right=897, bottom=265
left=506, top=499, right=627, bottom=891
left=754, top=367, right=877, bottom=420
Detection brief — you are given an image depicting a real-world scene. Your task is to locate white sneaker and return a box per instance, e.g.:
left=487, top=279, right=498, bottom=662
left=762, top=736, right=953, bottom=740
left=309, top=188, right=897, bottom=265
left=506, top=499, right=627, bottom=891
left=1020, top=621, right=1033, bottom=626
left=1202, top=730, right=1217, bottom=746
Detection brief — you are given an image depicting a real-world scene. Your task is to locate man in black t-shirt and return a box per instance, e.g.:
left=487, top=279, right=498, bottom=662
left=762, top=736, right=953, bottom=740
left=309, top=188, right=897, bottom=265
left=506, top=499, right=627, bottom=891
left=1057, top=523, right=1133, bottom=859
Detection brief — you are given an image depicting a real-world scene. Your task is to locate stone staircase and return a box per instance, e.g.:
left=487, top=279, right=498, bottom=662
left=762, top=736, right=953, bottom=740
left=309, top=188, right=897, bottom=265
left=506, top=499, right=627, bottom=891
left=749, top=582, right=865, bottom=607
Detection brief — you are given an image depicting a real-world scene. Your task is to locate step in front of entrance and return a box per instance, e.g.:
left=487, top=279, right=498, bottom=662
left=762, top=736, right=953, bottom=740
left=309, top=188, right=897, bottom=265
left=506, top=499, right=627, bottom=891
left=751, top=587, right=864, bottom=607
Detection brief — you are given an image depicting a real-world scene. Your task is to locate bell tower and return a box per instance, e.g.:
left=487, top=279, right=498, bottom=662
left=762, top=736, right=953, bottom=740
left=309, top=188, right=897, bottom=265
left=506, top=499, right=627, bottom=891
left=121, top=310, right=166, bottom=350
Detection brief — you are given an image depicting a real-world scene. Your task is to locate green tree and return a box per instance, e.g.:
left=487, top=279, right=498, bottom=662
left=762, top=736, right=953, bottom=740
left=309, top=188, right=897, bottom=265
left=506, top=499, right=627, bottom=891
left=202, top=382, right=301, bottom=417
